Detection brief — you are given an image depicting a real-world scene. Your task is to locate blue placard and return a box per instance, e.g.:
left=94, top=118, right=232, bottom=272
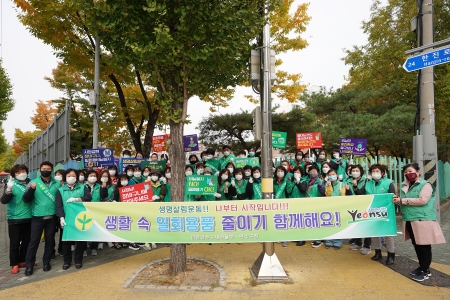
left=82, top=148, right=115, bottom=168
left=121, top=158, right=145, bottom=173
left=403, top=46, right=450, bottom=72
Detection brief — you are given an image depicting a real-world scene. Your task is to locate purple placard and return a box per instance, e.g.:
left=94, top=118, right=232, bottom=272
left=339, top=138, right=367, bottom=156
left=183, top=134, right=199, bottom=152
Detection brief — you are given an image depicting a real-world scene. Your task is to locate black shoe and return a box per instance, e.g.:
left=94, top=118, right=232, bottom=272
left=25, top=267, right=33, bottom=276
left=62, top=264, right=70, bottom=270
left=43, top=263, right=51, bottom=271
left=296, top=241, right=306, bottom=246
left=75, top=263, right=82, bottom=269
left=386, top=252, right=395, bottom=265
left=371, top=249, right=382, bottom=261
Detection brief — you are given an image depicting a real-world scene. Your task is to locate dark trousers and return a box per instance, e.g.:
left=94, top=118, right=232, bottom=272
left=406, top=221, right=432, bottom=271
left=62, top=241, right=86, bottom=265
left=354, top=237, right=371, bottom=248
left=25, top=216, right=56, bottom=268
left=8, top=222, right=32, bottom=266
left=91, top=242, right=99, bottom=250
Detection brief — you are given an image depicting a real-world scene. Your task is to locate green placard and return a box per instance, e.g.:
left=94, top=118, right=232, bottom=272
left=141, top=160, right=167, bottom=172
left=234, top=157, right=261, bottom=168
left=272, top=131, right=287, bottom=149
left=63, top=194, right=396, bottom=243
left=185, top=175, right=218, bottom=195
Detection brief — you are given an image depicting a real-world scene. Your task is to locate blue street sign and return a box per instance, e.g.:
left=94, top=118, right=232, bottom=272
left=403, top=45, right=450, bottom=72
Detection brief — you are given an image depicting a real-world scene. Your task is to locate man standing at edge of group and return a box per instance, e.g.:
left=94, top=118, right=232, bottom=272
left=22, top=161, right=60, bottom=276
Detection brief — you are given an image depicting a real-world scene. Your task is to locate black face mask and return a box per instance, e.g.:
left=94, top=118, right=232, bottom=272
left=41, top=170, right=52, bottom=177
left=190, top=160, right=197, bottom=164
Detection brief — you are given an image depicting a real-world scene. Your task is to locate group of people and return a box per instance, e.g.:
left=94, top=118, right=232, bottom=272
left=1, top=145, right=445, bottom=282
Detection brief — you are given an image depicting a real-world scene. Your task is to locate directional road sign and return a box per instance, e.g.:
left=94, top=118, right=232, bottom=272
left=403, top=45, right=450, bottom=72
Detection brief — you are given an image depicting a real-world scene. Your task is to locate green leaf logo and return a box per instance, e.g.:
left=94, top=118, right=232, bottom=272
left=75, top=212, right=94, bottom=231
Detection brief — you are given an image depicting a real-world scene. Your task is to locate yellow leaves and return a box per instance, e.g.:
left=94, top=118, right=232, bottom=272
left=202, top=87, right=233, bottom=111
left=30, top=100, right=58, bottom=131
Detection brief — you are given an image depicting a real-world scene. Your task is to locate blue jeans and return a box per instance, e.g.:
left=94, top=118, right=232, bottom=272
left=325, top=239, right=342, bottom=248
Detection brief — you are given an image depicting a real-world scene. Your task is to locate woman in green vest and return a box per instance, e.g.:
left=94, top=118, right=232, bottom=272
left=129, top=165, right=145, bottom=184
left=291, top=150, right=305, bottom=170
left=229, top=168, right=253, bottom=200
left=394, top=163, right=445, bottom=282
left=365, top=164, right=396, bottom=265
left=187, top=154, right=200, bottom=173
left=1, top=164, right=32, bottom=274
left=99, top=170, right=118, bottom=202
left=286, top=166, right=307, bottom=199
left=184, top=166, right=196, bottom=202
left=306, top=165, right=325, bottom=198
left=148, top=170, right=167, bottom=202
left=55, top=169, right=92, bottom=270
left=273, top=166, right=288, bottom=199
left=330, top=149, right=347, bottom=181
left=85, top=170, right=101, bottom=202
left=251, top=166, right=263, bottom=200
left=319, top=162, right=332, bottom=182
left=162, top=167, right=172, bottom=202
left=315, top=149, right=329, bottom=171
left=214, top=169, right=232, bottom=200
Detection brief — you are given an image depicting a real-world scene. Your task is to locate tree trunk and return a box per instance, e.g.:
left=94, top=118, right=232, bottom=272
left=168, top=96, right=187, bottom=274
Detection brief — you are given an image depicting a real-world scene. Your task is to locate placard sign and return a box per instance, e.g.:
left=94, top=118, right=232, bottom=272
left=185, top=175, right=218, bottom=196
left=119, top=182, right=154, bottom=202
left=121, top=158, right=145, bottom=173
left=234, top=158, right=261, bottom=168
left=152, top=134, right=171, bottom=152
left=339, top=138, right=368, bottom=156
left=82, top=148, right=115, bottom=168
left=183, top=134, right=199, bottom=152
left=141, top=160, right=167, bottom=172
left=272, top=131, right=287, bottom=149
left=296, top=132, right=322, bottom=149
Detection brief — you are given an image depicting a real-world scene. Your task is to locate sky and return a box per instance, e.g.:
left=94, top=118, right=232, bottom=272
left=1, top=0, right=378, bottom=144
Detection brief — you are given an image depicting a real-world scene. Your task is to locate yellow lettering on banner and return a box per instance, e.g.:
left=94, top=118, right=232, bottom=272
left=188, top=182, right=200, bottom=187
left=262, top=178, right=273, bottom=193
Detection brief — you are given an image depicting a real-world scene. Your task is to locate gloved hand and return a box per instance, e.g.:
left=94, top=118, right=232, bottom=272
left=295, top=177, right=300, bottom=183
left=6, top=179, right=14, bottom=191
left=152, top=195, right=160, bottom=201
left=214, top=193, right=222, bottom=198
left=160, top=177, right=167, bottom=184
left=66, top=198, right=78, bottom=203
left=214, top=171, right=220, bottom=176
left=248, top=177, right=253, bottom=184
left=231, top=179, right=235, bottom=187
left=60, top=217, right=66, bottom=228
left=112, top=200, right=117, bottom=202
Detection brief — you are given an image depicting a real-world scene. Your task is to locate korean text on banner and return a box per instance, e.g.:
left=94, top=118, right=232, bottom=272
left=185, top=175, right=218, bottom=196
left=119, top=182, right=154, bottom=202
left=141, top=160, right=167, bottom=172
left=234, top=158, right=261, bottom=168
left=152, top=134, right=171, bottom=152
left=121, top=158, right=145, bottom=173
left=272, top=131, right=287, bottom=149
left=296, top=132, right=322, bottom=149
left=339, top=138, right=368, bottom=156
left=82, top=148, right=114, bottom=168
left=63, top=194, right=396, bottom=243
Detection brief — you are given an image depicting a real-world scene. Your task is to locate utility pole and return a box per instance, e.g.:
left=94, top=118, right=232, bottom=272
left=251, top=1, right=288, bottom=281
left=92, top=35, right=100, bottom=149
left=418, top=0, right=440, bottom=221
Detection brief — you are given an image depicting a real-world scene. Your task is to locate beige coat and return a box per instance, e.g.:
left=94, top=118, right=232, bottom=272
left=401, top=180, right=446, bottom=245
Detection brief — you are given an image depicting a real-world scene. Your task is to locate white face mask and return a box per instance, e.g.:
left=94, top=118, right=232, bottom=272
left=143, top=172, right=150, bottom=177
left=202, top=156, right=210, bottom=161
left=16, top=173, right=28, bottom=181
left=108, top=170, right=116, bottom=176
left=244, top=171, right=251, bottom=176
left=296, top=155, right=302, bottom=160
left=277, top=172, right=284, bottom=178
left=253, top=173, right=261, bottom=179
left=294, top=173, right=301, bottom=179
left=127, top=171, right=133, bottom=177
left=235, top=175, right=243, bottom=181
left=165, top=173, right=171, bottom=179
left=151, top=175, right=159, bottom=182
left=227, top=168, right=234, bottom=174
left=66, top=177, right=77, bottom=185
left=372, top=173, right=382, bottom=180
left=134, top=172, right=141, bottom=178
left=88, top=177, right=97, bottom=183
left=54, top=175, right=63, bottom=181
left=197, top=169, right=204, bottom=175
left=101, top=177, right=108, bottom=183
left=319, top=155, right=325, bottom=159
left=121, top=180, right=128, bottom=186
left=224, top=151, right=230, bottom=157
left=123, top=155, right=130, bottom=158
left=352, top=172, right=361, bottom=178
left=322, top=167, right=330, bottom=174
left=185, top=171, right=193, bottom=176
left=333, top=153, right=340, bottom=159
left=221, top=174, right=228, bottom=180
left=79, top=176, right=85, bottom=182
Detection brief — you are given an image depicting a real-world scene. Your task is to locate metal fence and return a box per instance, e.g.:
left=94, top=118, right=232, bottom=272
left=15, top=101, right=71, bottom=172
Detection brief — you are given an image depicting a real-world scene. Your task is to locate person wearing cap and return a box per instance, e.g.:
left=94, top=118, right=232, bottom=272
left=203, top=148, right=221, bottom=175
left=146, top=170, right=167, bottom=202
left=219, top=145, right=236, bottom=170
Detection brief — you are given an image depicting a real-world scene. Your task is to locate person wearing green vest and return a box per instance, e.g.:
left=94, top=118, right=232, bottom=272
left=85, top=170, right=101, bottom=202
left=286, top=166, right=307, bottom=199
left=290, top=150, right=305, bottom=170
left=330, top=149, right=347, bottom=181
left=187, top=154, right=200, bottom=173
left=251, top=166, right=263, bottom=200
left=1, top=164, right=32, bottom=274
left=279, top=160, right=293, bottom=181
left=393, top=163, right=445, bottom=282
left=219, top=145, right=236, bottom=170
left=315, top=149, right=329, bottom=171
left=162, top=167, right=172, bottom=202
left=148, top=170, right=167, bottom=202
left=129, top=165, right=145, bottom=184
left=319, top=162, right=332, bottom=182
left=365, top=164, right=396, bottom=265
left=22, top=161, right=60, bottom=276
left=184, top=166, right=196, bottom=202
left=229, top=168, right=253, bottom=200
left=55, top=169, right=92, bottom=270
left=204, top=148, right=221, bottom=176
left=214, top=169, right=232, bottom=200
left=347, top=164, right=373, bottom=255
left=273, top=166, right=289, bottom=201
left=308, top=165, right=326, bottom=248
left=323, top=169, right=352, bottom=250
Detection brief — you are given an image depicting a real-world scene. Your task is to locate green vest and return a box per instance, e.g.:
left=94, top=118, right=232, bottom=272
left=31, top=177, right=59, bottom=217
left=130, top=176, right=145, bottom=184
left=88, top=183, right=101, bottom=202
left=329, top=181, right=344, bottom=196
left=217, top=182, right=229, bottom=200
left=102, top=185, right=116, bottom=202
left=205, top=159, right=220, bottom=174
left=401, top=179, right=436, bottom=221
left=347, top=176, right=367, bottom=195
left=219, top=154, right=236, bottom=170
left=234, top=180, right=248, bottom=199
left=286, top=179, right=306, bottom=198
left=365, top=177, right=392, bottom=195
left=306, top=178, right=324, bottom=197
left=252, top=182, right=263, bottom=200
left=6, top=179, right=32, bottom=220
left=331, top=158, right=347, bottom=177
left=273, top=179, right=288, bottom=199
left=59, top=183, right=86, bottom=209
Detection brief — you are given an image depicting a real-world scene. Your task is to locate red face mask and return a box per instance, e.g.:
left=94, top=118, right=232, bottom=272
left=405, top=173, right=418, bottom=181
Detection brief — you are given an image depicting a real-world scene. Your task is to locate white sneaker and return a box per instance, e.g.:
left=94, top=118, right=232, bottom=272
left=83, top=251, right=87, bottom=257
left=108, top=242, right=114, bottom=248
left=98, top=243, right=103, bottom=250
left=143, top=243, right=151, bottom=251
left=350, top=244, right=361, bottom=251
left=71, top=245, right=75, bottom=252
left=360, top=247, right=372, bottom=255
left=151, top=243, right=157, bottom=250
left=91, top=249, right=98, bottom=256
